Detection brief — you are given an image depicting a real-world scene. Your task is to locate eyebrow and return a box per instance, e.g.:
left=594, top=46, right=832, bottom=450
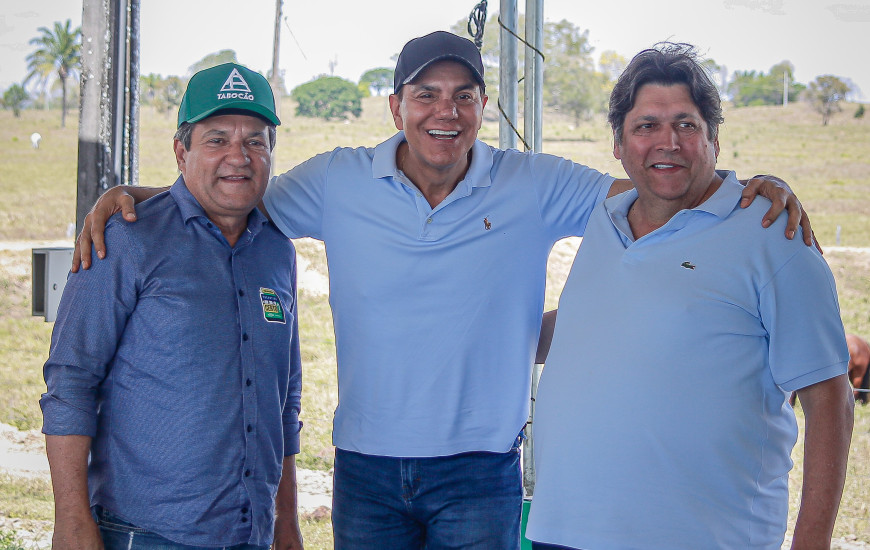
left=413, top=82, right=478, bottom=94
left=200, top=128, right=267, bottom=140
left=633, top=112, right=699, bottom=123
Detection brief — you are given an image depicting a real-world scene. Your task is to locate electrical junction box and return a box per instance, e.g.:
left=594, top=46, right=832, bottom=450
left=32, top=247, right=74, bottom=322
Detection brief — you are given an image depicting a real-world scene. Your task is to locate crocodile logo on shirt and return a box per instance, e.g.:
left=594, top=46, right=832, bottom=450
left=681, top=261, right=696, bottom=270
left=259, top=288, right=286, bottom=324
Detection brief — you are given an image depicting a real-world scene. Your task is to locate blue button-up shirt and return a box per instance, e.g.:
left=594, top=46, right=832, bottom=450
left=41, top=177, right=302, bottom=547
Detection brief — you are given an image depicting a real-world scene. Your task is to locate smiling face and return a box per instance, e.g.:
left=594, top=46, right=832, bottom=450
left=174, top=113, right=272, bottom=240
left=614, top=83, right=720, bottom=215
left=389, top=60, right=487, bottom=189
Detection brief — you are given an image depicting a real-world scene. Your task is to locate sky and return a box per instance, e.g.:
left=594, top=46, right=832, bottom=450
left=1, top=0, right=869, bottom=102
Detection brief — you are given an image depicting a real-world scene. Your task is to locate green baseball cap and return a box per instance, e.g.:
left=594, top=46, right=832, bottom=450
left=177, top=62, right=281, bottom=127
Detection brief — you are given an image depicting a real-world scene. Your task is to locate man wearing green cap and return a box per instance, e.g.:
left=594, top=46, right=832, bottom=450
left=41, top=63, right=304, bottom=549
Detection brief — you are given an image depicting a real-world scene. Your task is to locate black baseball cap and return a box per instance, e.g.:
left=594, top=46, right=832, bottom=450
left=393, top=31, right=485, bottom=94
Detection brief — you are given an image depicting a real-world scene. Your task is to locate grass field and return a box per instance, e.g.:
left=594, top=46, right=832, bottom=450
left=0, top=97, right=868, bottom=547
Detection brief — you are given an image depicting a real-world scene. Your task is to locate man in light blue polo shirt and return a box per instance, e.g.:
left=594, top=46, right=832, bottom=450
left=73, top=32, right=812, bottom=550
left=526, top=44, right=854, bottom=550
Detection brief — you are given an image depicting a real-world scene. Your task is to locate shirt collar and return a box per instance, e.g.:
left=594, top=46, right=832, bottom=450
left=692, top=169, right=742, bottom=218
left=605, top=169, right=741, bottom=220
left=371, top=131, right=494, bottom=190
left=169, top=175, right=270, bottom=238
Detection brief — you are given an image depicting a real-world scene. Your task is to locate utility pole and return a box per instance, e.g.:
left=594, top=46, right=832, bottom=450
left=76, top=0, right=140, bottom=235
left=783, top=71, right=789, bottom=107
left=270, top=0, right=283, bottom=176
left=271, top=0, right=283, bottom=115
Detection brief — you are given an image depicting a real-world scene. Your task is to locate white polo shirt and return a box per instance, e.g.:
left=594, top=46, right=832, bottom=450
left=527, top=172, right=848, bottom=549
left=264, top=131, right=613, bottom=457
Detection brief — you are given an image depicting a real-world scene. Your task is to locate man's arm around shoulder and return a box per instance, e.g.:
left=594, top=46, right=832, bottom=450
left=73, top=185, right=167, bottom=272
left=606, top=174, right=814, bottom=245
left=791, top=374, right=854, bottom=549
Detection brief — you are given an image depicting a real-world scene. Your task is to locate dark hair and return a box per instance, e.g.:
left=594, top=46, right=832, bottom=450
left=174, top=115, right=277, bottom=151
left=609, top=43, right=723, bottom=145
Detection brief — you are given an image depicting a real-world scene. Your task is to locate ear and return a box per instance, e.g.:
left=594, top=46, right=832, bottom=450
left=713, top=136, right=720, bottom=159
left=613, top=132, right=622, bottom=160
left=478, top=94, right=489, bottom=129
left=389, top=94, right=404, bottom=131
left=174, top=139, right=187, bottom=173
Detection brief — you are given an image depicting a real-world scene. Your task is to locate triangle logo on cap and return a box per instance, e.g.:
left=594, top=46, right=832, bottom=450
left=220, top=69, right=252, bottom=93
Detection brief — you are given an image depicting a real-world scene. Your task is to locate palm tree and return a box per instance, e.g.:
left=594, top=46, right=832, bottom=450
left=25, top=19, right=82, bottom=128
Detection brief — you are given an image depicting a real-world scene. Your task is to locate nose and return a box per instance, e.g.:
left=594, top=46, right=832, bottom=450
left=656, top=127, right=680, bottom=152
left=225, top=139, right=252, bottom=165
left=435, top=98, right=458, bottom=119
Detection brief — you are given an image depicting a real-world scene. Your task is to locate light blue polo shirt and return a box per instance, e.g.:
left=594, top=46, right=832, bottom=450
left=526, top=172, right=848, bottom=549
left=264, top=131, right=613, bottom=457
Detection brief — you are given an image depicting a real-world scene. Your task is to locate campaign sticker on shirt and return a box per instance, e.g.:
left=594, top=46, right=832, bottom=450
left=259, top=288, right=286, bottom=324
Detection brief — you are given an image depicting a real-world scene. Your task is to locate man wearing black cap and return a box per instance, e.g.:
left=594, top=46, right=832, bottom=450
left=42, top=63, right=303, bottom=549
left=74, top=33, right=809, bottom=549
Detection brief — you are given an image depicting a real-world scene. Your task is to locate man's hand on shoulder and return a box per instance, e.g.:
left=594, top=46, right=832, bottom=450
left=72, top=185, right=137, bottom=272
left=72, top=185, right=168, bottom=272
left=740, top=174, right=818, bottom=250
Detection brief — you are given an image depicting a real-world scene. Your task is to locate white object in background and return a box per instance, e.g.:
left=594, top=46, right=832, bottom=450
left=32, top=247, right=73, bottom=322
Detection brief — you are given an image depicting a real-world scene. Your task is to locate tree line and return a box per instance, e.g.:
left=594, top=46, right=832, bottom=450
left=2, top=17, right=864, bottom=127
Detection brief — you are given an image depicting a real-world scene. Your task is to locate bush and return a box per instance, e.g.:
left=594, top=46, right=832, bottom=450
left=292, top=76, right=363, bottom=120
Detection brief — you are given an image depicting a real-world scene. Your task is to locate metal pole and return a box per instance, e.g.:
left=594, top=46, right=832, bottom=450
left=76, top=0, right=140, bottom=235
left=523, top=0, right=544, bottom=152
left=532, top=0, right=543, bottom=153
left=523, top=0, right=535, bottom=152
left=499, top=0, right=518, bottom=150
left=523, top=362, right=542, bottom=497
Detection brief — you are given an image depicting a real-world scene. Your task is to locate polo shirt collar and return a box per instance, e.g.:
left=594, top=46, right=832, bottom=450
left=606, top=169, right=741, bottom=220
left=170, top=175, right=269, bottom=237
left=692, top=170, right=742, bottom=219
left=371, top=132, right=494, bottom=190
left=606, top=169, right=741, bottom=244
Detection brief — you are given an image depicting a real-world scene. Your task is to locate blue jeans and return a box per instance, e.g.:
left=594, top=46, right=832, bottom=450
left=332, top=435, right=523, bottom=550
left=532, top=544, right=578, bottom=550
left=96, top=507, right=268, bottom=550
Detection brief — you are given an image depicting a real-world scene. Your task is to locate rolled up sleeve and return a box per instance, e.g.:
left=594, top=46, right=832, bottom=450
left=40, top=220, right=139, bottom=436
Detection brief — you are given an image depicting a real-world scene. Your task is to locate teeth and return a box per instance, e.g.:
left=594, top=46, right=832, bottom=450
left=653, top=164, right=675, bottom=169
left=428, top=130, right=458, bottom=136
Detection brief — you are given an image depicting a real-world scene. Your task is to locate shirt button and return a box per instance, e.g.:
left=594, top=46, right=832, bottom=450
left=244, top=469, right=251, bottom=477
left=241, top=507, right=249, bottom=514
left=241, top=516, right=248, bottom=523
left=238, top=289, right=245, bottom=297
left=247, top=424, right=253, bottom=432
left=242, top=333, right=249, bottom=341
left=246, top=379, right=252, bottom=387
left=427, top=218, right=433, bottom=224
